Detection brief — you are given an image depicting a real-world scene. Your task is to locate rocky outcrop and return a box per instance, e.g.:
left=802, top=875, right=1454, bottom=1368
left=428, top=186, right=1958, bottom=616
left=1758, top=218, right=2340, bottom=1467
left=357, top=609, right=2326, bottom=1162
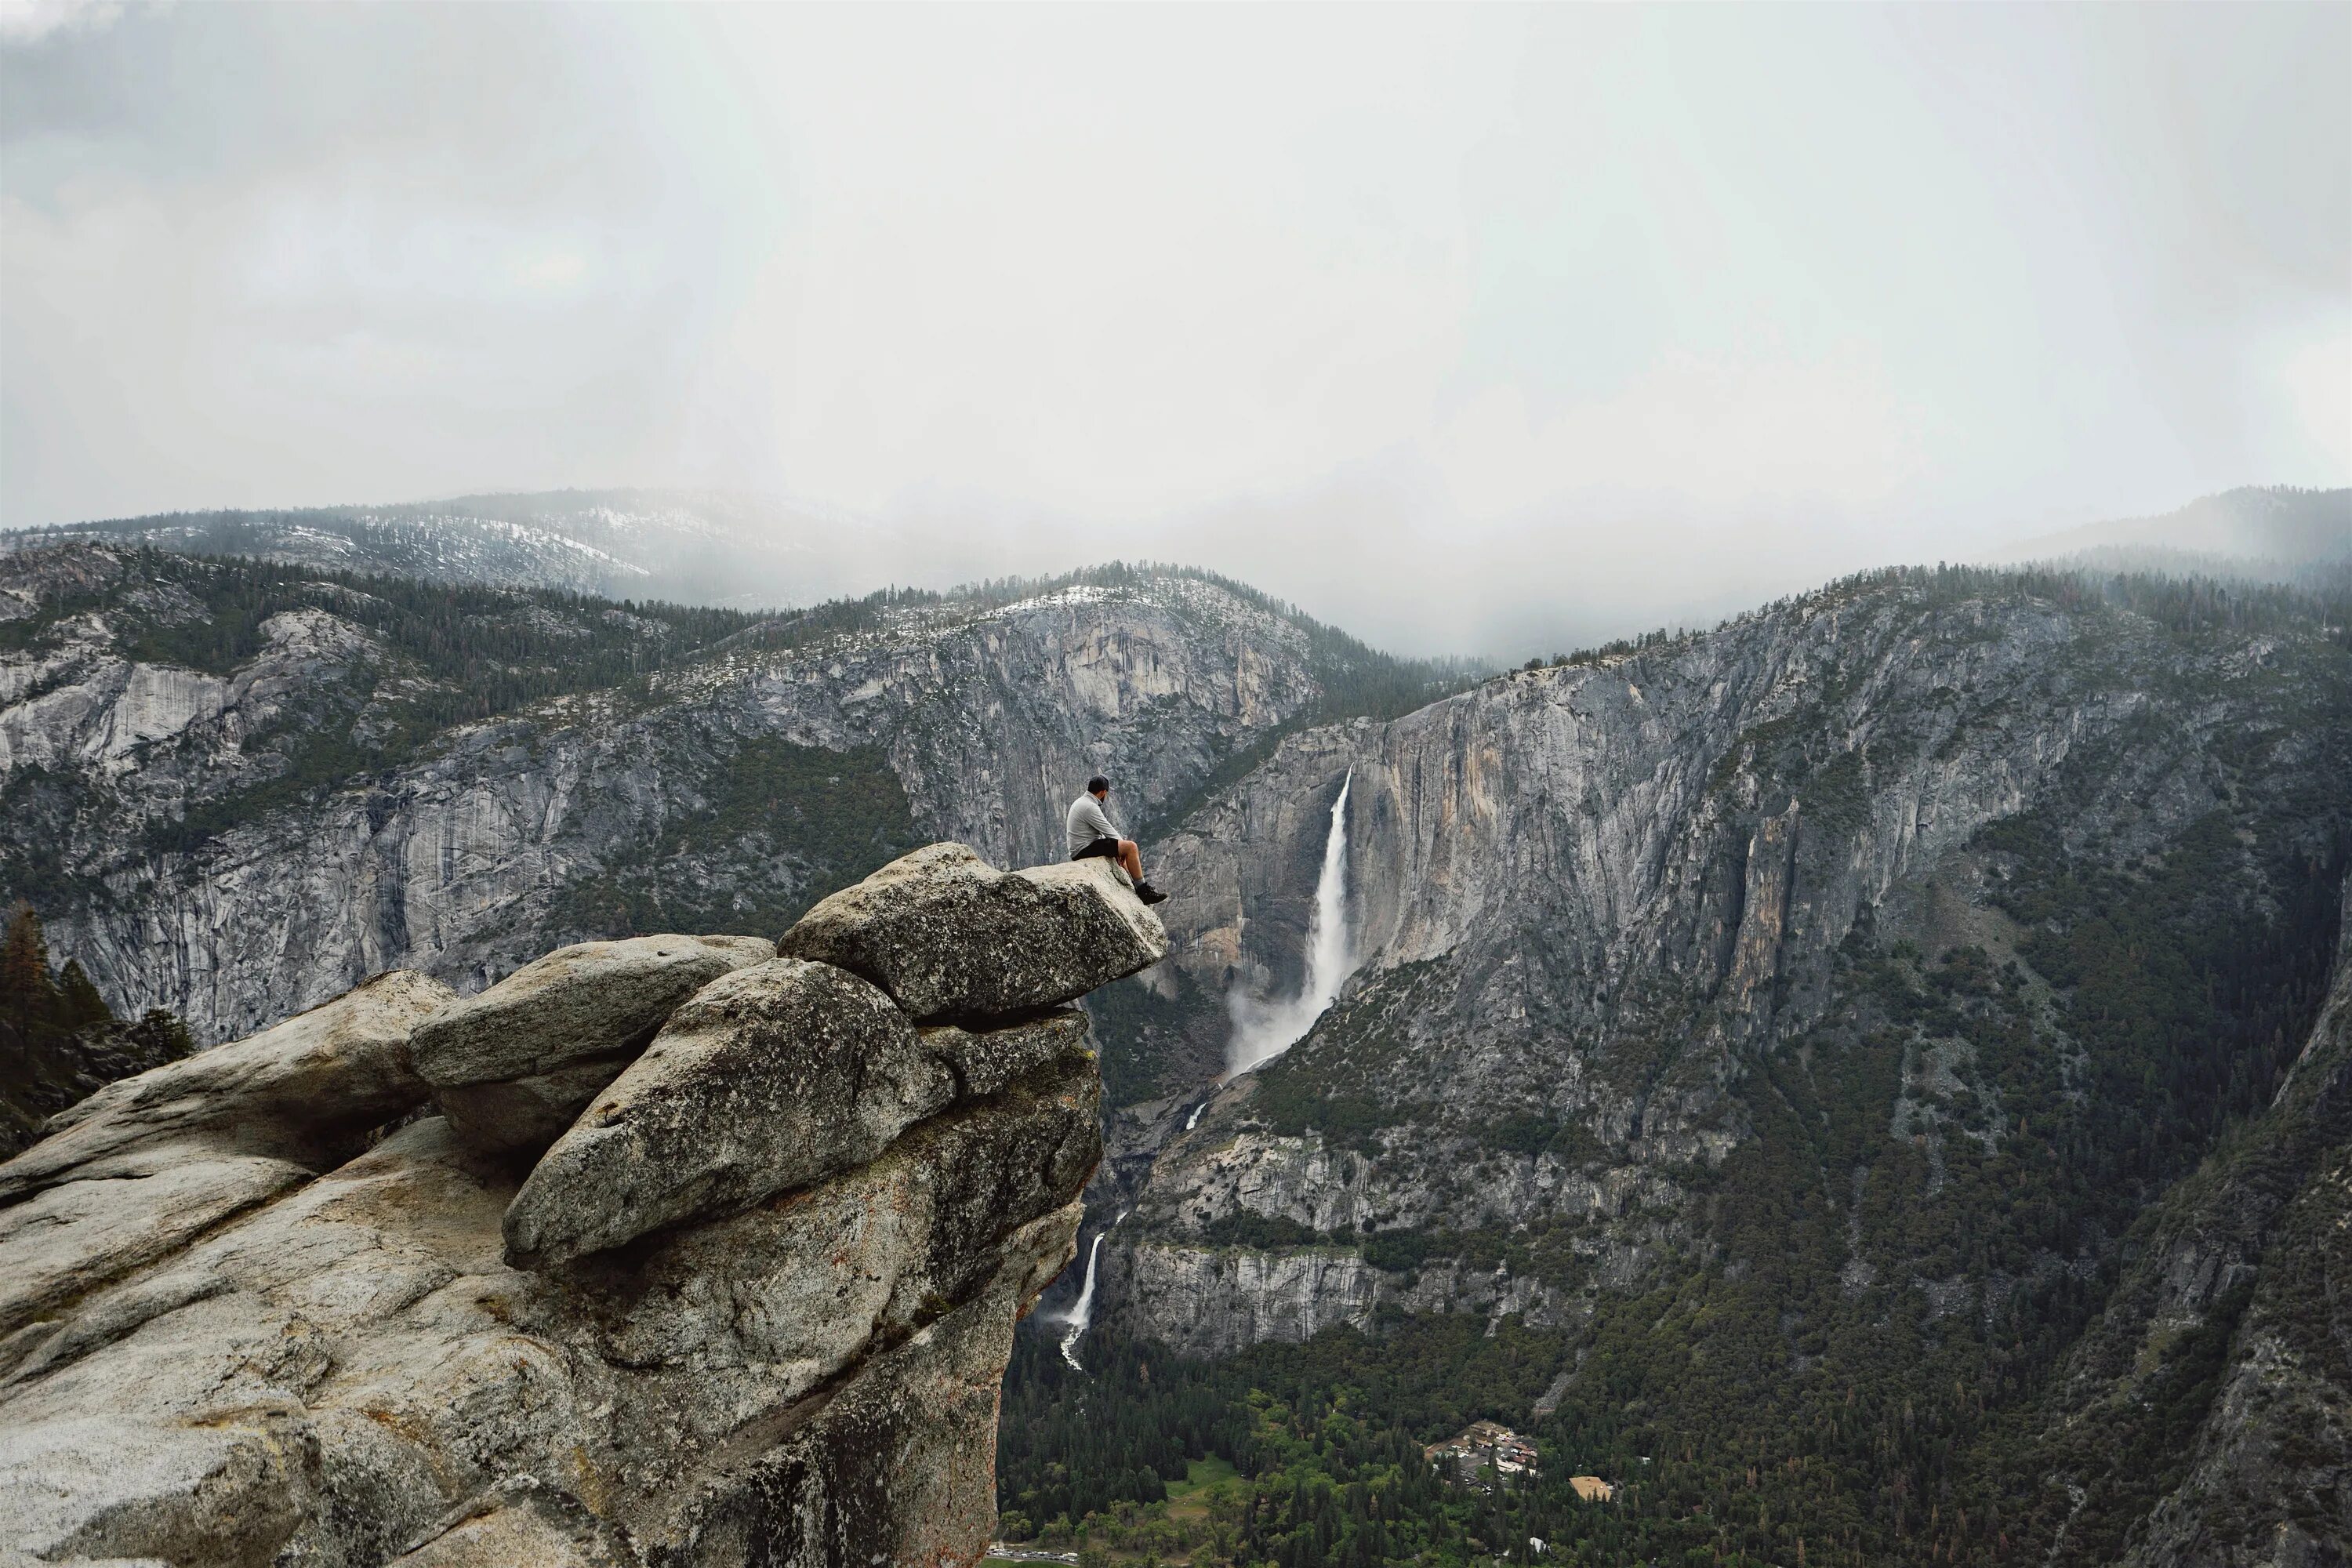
left=0, top=844, right=1145, bottom=1567
left=0, top=907, right=196, bottom=1161
left=506, top=957, right=952, bottom=1267
left=0, top=971, right=458, bottom=1341
left=0, top=971, right=450, bottom=1206
left=779, top=844, right=1167, bottom=1022
left=414, top=935, right=776, bottom=1153
left=0, top=1007, right=191, bottom=1160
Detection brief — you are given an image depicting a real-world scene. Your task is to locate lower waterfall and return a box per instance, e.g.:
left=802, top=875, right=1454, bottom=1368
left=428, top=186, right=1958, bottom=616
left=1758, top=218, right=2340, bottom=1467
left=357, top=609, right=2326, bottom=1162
left=1058, top=1231, right=1107, bottom=1370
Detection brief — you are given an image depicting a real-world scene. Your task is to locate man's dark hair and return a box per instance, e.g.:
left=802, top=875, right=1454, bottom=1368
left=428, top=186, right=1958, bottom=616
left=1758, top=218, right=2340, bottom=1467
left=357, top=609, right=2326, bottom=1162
left=1087, top=775, right=1111, bottom=795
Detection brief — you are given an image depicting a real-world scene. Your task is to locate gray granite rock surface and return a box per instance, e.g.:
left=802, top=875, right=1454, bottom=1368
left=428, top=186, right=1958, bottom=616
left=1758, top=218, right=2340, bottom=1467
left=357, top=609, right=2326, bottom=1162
left=411, top=934, right=774, bottom=1091
left=0, top=851, right=1113, bottom=1566
left=779, top=844, right=1167, bottom=1022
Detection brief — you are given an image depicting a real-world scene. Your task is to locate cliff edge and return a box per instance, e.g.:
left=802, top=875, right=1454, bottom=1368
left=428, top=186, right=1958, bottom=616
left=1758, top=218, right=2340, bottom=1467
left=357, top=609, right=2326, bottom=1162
left=0, top=845, right=1163, bottom=1567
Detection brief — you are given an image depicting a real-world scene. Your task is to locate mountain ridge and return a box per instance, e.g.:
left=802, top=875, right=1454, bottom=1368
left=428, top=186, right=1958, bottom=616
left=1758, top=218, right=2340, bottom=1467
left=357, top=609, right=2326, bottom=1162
left=15, top=482, right=2344, bottom=657
left=0, top=546, right=1465, bottom=1041
left=3, top=536, right=2347, bottom=1563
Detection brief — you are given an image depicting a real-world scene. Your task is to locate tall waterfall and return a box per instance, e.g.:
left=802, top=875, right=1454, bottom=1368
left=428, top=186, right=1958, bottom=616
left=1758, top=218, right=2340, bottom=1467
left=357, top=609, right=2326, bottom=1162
left=1058, top=1231, right=1107, bottom=1370
left=1225, top=769, right=1355, bottom=1076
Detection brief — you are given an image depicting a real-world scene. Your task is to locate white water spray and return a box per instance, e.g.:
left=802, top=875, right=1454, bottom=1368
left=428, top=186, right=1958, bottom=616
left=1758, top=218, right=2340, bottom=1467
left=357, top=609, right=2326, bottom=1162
left=1058, top=1229, right=1109, bottom=1370
left=1225, top=769, right=1356, bottom=1076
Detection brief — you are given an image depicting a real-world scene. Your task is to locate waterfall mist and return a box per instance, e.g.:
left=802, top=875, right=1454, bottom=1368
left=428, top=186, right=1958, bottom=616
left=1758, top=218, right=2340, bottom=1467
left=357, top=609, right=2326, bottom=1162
left=1225, top=769, right=1356, bottom=1077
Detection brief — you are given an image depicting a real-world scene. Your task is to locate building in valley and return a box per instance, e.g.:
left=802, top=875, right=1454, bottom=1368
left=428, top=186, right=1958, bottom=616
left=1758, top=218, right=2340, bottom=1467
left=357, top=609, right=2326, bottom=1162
left=1425, top=1421, right=1541, bottom=1487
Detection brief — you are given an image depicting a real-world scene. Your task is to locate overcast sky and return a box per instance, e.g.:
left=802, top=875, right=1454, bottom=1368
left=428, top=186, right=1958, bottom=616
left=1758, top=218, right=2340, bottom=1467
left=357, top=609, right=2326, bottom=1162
left=4, top=2, right=2347, bottom=650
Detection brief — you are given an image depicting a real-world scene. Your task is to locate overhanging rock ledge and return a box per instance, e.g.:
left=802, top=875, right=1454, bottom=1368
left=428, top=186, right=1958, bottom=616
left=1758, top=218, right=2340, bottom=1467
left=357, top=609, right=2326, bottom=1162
left=0, top=842, right=1164, bottom=1568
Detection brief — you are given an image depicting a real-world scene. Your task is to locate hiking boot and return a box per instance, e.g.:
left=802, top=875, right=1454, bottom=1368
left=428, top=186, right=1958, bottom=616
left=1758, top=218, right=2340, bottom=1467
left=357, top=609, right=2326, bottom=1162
left=1134, top=882, right=1171, bottom=906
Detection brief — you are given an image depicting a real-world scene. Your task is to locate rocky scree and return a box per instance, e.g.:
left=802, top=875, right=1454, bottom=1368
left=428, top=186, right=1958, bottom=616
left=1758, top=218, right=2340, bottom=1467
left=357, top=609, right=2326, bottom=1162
left=0, top=842, right=1166, bottom=1567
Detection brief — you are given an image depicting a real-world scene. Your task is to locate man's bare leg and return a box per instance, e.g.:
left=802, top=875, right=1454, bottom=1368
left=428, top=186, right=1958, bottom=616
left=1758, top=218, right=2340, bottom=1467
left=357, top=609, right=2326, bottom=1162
left=1117, top=840, right=1145, bottom=884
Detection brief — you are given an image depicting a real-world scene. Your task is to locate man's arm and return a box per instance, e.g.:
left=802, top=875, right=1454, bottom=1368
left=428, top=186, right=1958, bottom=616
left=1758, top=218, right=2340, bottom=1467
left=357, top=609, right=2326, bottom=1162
left=1080, top=796, right=1123, bottom=843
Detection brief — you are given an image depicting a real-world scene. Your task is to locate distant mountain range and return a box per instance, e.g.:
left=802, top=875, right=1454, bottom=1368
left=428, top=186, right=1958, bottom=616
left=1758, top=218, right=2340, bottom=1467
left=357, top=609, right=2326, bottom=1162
left=1987, top=485, right=2349, bottom=582
left=0, top=489, right=1034, bottom=613
left=10, top=484, right=2344, bottom=632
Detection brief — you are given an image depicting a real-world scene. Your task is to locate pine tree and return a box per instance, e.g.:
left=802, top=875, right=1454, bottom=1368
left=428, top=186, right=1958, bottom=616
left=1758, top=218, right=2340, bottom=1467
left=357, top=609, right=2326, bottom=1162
left=0, top=905, right=194, bottom=1158
left=122, top=1008, right=194, bottom=1065
left=0, top=902, right=57, bottom=1022
left=56, top=960, right=114, bottom=1030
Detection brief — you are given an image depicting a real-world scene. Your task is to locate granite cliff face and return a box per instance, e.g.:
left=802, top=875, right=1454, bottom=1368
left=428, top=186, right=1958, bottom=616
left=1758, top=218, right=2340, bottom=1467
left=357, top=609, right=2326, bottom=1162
left=1098, top=573, right=2348, bottom=1337
left=0, top=845, right=1162, bottom=1567
left=1056, top=569, right=2350, bottom=1560
left=0, top=548, right=1406, bottom=1045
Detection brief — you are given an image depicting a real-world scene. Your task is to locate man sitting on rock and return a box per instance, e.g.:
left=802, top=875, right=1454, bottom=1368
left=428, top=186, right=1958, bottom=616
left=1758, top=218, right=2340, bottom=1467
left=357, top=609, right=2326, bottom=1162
left=1066, top=775, right=1169, bottom=905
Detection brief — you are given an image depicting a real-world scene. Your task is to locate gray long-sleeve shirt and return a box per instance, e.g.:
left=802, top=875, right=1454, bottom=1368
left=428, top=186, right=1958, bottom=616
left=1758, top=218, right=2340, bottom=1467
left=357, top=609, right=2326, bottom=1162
left=1065, top=792, right=1123, bottom=857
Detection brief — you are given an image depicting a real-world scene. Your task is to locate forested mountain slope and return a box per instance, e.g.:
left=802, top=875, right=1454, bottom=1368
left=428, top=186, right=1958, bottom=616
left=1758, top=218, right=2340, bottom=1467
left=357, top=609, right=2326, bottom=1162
left=2054, top=876, right=2352, bottom=1567
left=1030, top=566, right=2351, bottom=1564
left=0, top=547, right=1460, bottom=1042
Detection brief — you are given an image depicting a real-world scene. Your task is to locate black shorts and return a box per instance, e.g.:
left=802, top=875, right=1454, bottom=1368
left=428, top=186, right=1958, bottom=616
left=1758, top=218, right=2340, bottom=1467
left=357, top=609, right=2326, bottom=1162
left=1072, top=837, right=1122, bottom=862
